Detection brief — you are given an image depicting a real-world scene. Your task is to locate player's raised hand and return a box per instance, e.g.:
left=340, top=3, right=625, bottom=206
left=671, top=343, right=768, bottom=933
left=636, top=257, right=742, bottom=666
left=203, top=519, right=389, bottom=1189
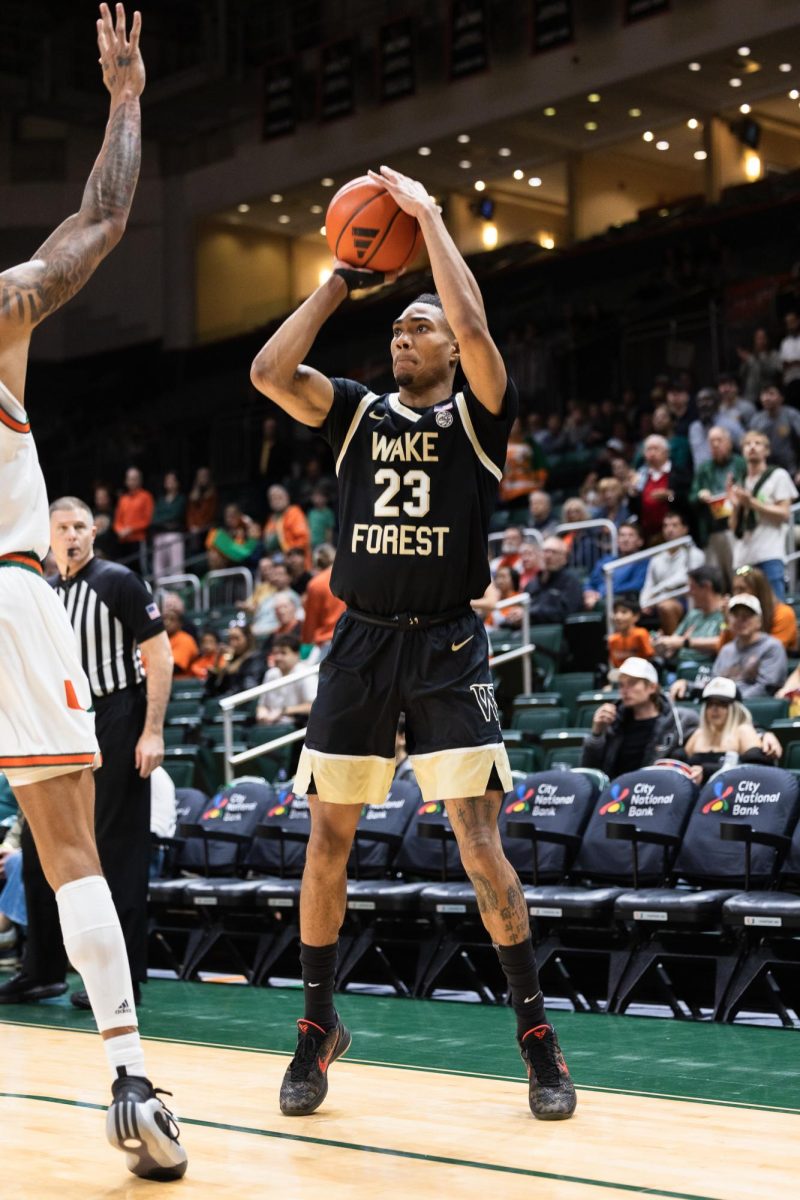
left=368, top=166, right=436, bottom=220
left=97, top=3, right=145, bottom=100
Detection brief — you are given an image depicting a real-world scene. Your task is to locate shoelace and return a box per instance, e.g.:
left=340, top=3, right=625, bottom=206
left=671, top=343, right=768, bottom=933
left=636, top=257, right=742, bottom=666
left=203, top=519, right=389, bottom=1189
left=288, top=1029, right=324, bottom=1082
left=525, top=1036, right=562, bottom=1087
left=153, top=1088, right=182, bottom=1142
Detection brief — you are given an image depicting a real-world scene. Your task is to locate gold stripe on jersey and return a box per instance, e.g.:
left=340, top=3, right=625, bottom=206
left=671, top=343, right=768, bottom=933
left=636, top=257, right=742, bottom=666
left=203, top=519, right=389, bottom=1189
left=335, top=391, right=378, bottom=475
left=387, top=394, right=422, bottom=423
left=454, top=392, right=502, bottom=481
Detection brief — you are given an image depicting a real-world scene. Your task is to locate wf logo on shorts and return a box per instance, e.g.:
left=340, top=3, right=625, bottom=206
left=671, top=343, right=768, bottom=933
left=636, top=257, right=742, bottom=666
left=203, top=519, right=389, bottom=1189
left=470, top=682, right=499, bottom=723
left=599, top=784, right=629, bottom=815
left=702, top=781, right=735, bottom=814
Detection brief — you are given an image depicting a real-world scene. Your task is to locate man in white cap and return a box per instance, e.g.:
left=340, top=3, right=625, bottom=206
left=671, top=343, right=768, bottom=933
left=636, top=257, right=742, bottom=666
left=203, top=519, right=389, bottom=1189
left=672, top=593, right=787, bottom=700
left=581, top=656, right=698, bottom=778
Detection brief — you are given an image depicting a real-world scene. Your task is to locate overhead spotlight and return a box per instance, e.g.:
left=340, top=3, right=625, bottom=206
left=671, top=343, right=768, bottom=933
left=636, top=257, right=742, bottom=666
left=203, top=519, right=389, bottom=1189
left=319, top=225, right=326, bottom=236
left=687, top=118, right=699, bottom=129
left=417, top=146, right=431, bottom=156
left=729, top=77, right=742, bottom=87
left=310, top=204, right=323, bottom=214
left=779, top=63, right=792, bottom=73
left=628, top=107, right=642, bottom=117
left=739, top=103, right=751, bottom=114
left=543, top=106, right=556, bottom=117
left=738, top=46, right=751, bottom=57
left=584, top=120, right=598, bottom=131
left=539, top=234, right=555, bottom=250
left=321, top=177, right=334, bottom=187
left=278, top=214, right=290, bottom=224
left=688, top=61, right=701, bottom=71
left=513, top=169, right=524, bottom=180
left=656, top=140, right=669, bottom=150
left=694, top=150, right=708, bottom=161
left=498, top=147, right=512, bottom=157
left=237, top=203, right=250, bottom=213
left=481, top=223, right=498, bottom=249
left=642, top=130, right=654, bottom=142
left=528, top=176, right=542, bottom=187
left=744, top=151, right=762, bottom=180
left=790, top=89, right=800, bottom=99
left=269, top=194, right=282, bottom=203
left=474, top=180, right=486, bottom=191
left=458, top=159, right=471, bottom=169
left=457, top=133, right=471, bottom=143
left=587, top=92, right=601, bottom=103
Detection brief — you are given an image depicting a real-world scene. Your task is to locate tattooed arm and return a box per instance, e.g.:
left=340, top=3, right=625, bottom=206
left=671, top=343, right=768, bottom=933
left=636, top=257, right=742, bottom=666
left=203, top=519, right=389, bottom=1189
left=0, top=4, right=144, bottom=362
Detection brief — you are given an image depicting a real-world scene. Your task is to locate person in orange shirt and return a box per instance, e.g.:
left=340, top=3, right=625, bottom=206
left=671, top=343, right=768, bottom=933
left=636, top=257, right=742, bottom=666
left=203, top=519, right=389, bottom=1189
left=113, top=467, right=154, bottom=546
left=162, top=607, right=199, bottom=678
left=716, top=564, right=798, bottom=654
left=263, top=484, right=311, bottom=569
left=607, top=597, right=655, bottom=671
left=190, top=629, right=224, bottom=680
left=302, top=544, right=346, bottom=657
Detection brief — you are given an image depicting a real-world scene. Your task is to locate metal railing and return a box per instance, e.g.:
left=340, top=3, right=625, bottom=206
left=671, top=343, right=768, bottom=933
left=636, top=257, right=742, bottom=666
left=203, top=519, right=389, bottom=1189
left=603, top=535, right=694, bottom=635
left=202, top=566, right=253, bottom=610
left=555, top=518, right=618, bottom=564
left=487, top=527, right=544, bottom=550
left=155, top=573, right=202, bottom=611
left=218, top=593, right=535, bottom=785
left=783, top=500, right=800, bottom=595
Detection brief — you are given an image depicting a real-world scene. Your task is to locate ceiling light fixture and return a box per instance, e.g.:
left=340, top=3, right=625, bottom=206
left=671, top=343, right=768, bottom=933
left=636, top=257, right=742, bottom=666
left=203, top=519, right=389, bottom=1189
left=513, top=169, right=524, bottom=180
left=528, top=176, right=542, bottom=187
left=417, top=146, right=431, bottom=156
left=319, top=225, right=326, bottom=236
left=498, top=147, right=511, bottom=157
left=474, top=180, right=486, bottom=192
left=270, top=194, right=283, bottom=203
left=642, top=130, right=654, bottom=142
left=310, top=204, right=323, bottom=214
left=656, top=140, right=669, bottom=150
left=321, top=177, right=334, bottom=187
left=744, top=151, right=762, bottom=180
left=790, top=89, right=800, bottom=100
left=687, top=118, right=699, bottom=129
left=481, top=223, right=498, bottom=249
left=628, top=107, right=642, bottom=118
left=779, top=63, right=792, bottom=73
left=738, top=46, right=751, bottom=57
left=739, top=102, right=751, bottom=113
left=278, top=214, right=290, bottom=224
left=457, top=133, right=470, bottom=143
left=237, top=203, right=250, bottom=213
left=539, top=234, right=555, bottom=250
left=729, top=77, right=742, bottom=87
left=694, top=150, right=707, bottom=161
left=458, top=159, right=471, bottom=169
left=585, top=120, right=598, bottom=131
left=688, top=61, right=701, bottom=72
left=543, top=106, right=556, bottom=117
left=587, top=92, right=601, bottom=103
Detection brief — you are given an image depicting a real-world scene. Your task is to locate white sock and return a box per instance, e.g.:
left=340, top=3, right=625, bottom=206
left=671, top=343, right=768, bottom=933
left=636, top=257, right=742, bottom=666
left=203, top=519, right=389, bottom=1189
left=55, top=875, right=147, bottom=1079
left=104, top=1031, right=147, bottom=1080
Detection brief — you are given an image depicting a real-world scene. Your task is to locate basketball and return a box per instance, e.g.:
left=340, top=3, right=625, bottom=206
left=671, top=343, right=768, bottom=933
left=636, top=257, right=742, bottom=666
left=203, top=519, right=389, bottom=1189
left=325, top=175, right=423, bottom=274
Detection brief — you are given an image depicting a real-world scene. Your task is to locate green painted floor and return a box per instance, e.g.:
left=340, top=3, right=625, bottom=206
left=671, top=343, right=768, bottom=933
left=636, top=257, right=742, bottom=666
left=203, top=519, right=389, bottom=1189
left=2, top=975, right=798, bottom=1112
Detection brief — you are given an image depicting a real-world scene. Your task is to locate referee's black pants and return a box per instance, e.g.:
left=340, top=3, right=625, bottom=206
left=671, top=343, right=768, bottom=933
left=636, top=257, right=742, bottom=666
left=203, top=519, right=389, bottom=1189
left=21, top=686, right=152, bottom=987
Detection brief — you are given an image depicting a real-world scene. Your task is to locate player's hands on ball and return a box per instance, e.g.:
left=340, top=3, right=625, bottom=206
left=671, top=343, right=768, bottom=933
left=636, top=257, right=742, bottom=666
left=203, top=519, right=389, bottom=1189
left=97, top=2, right=145, bottom=100
left=332, top=257, right=400, bottom=291
left=368, top=166, right=436, bottom=221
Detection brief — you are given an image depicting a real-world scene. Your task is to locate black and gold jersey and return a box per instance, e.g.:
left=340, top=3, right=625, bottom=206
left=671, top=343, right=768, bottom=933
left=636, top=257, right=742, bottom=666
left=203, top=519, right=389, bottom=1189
left=320, top=376, right=518, bottom=616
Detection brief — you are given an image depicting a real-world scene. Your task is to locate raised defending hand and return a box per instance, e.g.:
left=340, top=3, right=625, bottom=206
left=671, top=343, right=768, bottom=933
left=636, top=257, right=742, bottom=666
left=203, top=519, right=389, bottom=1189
left=97, top=2, right=145, bottom=100
left=367, top=166, right=436, bottom=221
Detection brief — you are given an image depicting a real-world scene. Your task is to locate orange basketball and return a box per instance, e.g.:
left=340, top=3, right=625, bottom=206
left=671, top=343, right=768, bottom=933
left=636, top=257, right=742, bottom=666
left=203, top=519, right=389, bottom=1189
left=325, top=175, right=423, bottom=274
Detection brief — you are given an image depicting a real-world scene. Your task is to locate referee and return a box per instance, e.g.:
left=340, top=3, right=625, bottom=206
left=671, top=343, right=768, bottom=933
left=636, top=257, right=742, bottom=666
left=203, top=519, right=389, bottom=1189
left=0, top=496, right=172, bottom=1006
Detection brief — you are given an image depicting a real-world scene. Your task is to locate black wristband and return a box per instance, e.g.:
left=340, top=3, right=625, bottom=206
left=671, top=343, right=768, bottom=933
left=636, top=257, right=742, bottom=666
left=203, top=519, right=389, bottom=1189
left=333, top=265, right=385, bottom=292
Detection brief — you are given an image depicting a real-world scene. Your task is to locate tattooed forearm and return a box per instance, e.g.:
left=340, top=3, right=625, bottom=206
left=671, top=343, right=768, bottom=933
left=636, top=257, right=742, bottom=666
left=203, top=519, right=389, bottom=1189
left=80, top=100, right=142, bottom=223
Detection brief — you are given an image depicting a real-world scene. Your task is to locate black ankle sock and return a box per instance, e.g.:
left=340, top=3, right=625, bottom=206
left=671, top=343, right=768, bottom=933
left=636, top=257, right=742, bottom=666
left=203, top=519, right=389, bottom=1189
left=300, top=941, right=338, bottom=1029
left=496, top=938, right=547, bottom=1038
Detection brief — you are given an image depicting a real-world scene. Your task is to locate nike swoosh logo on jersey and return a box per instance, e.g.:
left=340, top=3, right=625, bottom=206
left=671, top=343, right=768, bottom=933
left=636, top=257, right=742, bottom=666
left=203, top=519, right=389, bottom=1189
left=451, top=635, right=474, bottom=652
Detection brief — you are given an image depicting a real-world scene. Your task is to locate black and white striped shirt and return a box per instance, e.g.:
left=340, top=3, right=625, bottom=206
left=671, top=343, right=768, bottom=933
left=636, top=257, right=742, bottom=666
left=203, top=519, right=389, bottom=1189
left=50, top=557, right=165, bottom=700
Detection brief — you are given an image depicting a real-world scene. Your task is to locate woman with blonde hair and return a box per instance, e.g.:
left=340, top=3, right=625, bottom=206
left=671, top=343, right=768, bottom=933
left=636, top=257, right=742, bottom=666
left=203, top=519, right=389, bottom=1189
left=680, top=676, right=780, bottom=785
left=716, top=564, right=798, bottom=653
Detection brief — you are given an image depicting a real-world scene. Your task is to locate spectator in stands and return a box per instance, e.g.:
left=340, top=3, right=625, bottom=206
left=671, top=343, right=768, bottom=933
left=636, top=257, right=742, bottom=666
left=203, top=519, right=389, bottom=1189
left=205, top=502, right=261, bottom=570
left=748, top=385, right=800, bottom=478
left=536, top=413, right=569, bottom=457
left=583, top=520, right=647, bottom=610
left=307, top=488, right=336, bottom=550
left=252, top=561, right=303, bottom=637
left=285, top=546, right=312, bottom=597
left=490, top=526, right=523, bottom=575
left=151, top=470, right=186, bottom=579
left=640, top=510, right=705, bottom=633
left=112, top=466, right=154, bottom=555
left=665, top=380, right=694, bottom=438
left=672, top=594, right=787, bottom=700
left=204, top=618, right=264, bottom=699
left=263, top=484, right=312, bottom=570
left=256, top=415, right=293, bottom=487
left=186, top=466, right=218, bottom=547
left=243, top=556, right=275, bottom=615
left=517, top=539, right=541, bottom=589
left=591, top=476, right=630, bottom=528
left=737, top=330, right=782, bottom=408
left=560, top=498, right=602, bottom=573
left=474, top=565, right=524, bottom=629
left=779, top=310, right=800, bottom=409
left=499, top=417, right=548, bottom=506
left=190, top=628, right=224, bottom=680
left=652, top=565, right=726, bottom=670
left=525, top=536, right=583, bottom=623
left=718, top=565, right=798, bottom=654
left=631, top=435, right=684, bottom=544
left=581, top=657, right=698, bottom=777
left=645, top=404, right=692, bottom=476
left=717, top=370, right=756, bottom=426
left=267, top=593, right=303, bottom=650
left=302, top=544, right=346, bottom=659
left=607, top=598, right=654, bottom=673
left=92, top=483, right=119, bottom=560
left=728, top=429, right=798, bottom=601
left=162, top=605, right=198, bottom=678
left=690, top=425, right=743, bottom=591
left=160, top=590, right=198, bottom=643
left=688, top=387, right=743, bottom=468
left=0, top=815, right=25, bottom=966
left=679, top=676, right=780, bottom=785
left=527, top=490, right=558, bottom=539
left=256, top=633, right=317, bottom=726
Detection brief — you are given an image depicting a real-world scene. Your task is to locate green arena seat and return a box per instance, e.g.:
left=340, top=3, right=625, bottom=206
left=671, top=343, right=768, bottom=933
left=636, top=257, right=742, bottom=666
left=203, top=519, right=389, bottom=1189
left=511, top=705, right=569, bottom=739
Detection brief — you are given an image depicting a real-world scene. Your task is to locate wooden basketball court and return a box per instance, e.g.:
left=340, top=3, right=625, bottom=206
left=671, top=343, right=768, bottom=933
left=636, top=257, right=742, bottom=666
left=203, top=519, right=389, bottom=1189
left=1, top=981, right=797, bottom=1199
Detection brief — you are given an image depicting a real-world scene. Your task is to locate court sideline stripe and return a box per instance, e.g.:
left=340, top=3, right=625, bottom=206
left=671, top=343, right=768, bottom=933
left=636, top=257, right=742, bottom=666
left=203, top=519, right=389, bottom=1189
left=1, top=1016, right=797, bottom=1115
left=0, top=1091, right=723, bottom=1200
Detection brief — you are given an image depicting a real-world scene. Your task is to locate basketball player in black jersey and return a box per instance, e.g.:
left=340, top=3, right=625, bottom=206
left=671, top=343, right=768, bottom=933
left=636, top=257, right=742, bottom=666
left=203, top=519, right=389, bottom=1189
left=251, top=165, right=575, bottom=1121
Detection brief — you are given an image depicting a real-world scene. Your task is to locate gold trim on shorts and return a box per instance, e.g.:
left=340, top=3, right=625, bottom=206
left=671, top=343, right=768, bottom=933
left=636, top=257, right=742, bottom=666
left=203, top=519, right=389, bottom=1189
left=295, top=746, right=396, bottom=806
left=409, top=743, right=512, bottom=804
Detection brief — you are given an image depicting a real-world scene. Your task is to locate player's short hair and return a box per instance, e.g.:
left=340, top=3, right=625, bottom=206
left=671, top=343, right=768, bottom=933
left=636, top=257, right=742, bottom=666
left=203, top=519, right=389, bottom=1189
left=411, top=292, right=453, bottom=336
left=272, top=633, right=301, bottom=654
left=49, top=495, right=93, bottom=521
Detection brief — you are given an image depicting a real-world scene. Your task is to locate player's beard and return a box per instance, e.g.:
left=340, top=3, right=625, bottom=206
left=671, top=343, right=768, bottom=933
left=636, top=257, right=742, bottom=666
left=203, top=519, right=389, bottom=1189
left=394, top=368, right=414, bottom=388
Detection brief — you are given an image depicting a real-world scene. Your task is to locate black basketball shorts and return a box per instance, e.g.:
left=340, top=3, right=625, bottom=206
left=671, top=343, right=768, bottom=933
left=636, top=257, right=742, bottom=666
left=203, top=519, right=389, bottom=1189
left=294, top=609, right=512, bottom=806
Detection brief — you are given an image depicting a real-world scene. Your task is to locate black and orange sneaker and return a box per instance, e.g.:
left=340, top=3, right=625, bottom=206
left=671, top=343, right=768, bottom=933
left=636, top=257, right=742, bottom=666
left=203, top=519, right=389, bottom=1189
left=279, top=1015, right=351, bottom=1116
left=519, top=1023, right=577, bottom=1120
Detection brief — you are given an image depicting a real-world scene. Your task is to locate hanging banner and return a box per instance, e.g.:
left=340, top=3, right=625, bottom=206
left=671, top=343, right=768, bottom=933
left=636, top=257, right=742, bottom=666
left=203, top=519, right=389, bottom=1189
left=531, top=1, right=573, bottom=54
left=449, top=0, right=489, bottom=80
left=319, top=38, right=355, bottom=121
left=625, top=0, right=670, bottom=22
left=379, top=18, right=415, bottom=102
left=262, top=59, right=296, bottom=139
